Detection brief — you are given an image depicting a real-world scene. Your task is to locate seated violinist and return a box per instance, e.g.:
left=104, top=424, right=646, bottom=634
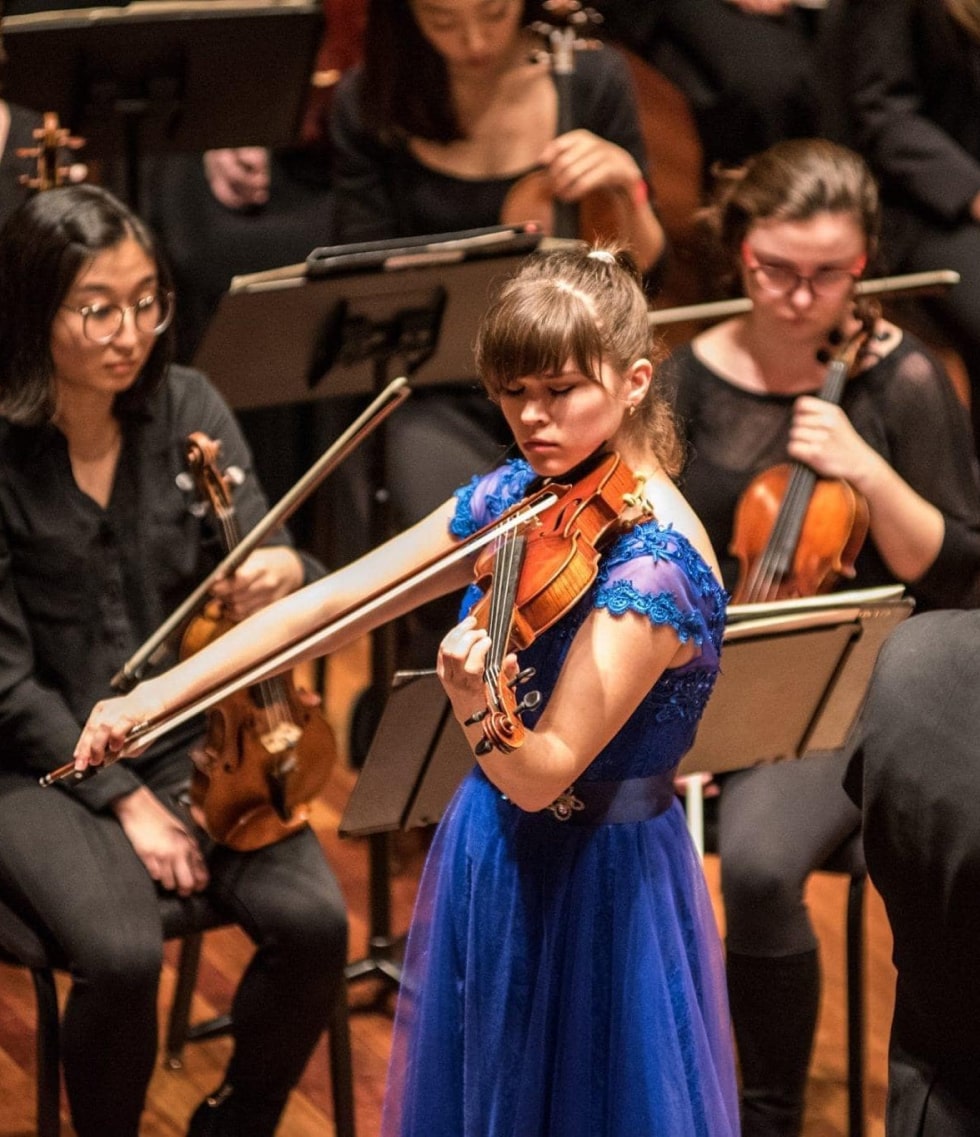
left=0, top=184, right=347, bottom=1137
left=658, top=138, right=980, bottom=1137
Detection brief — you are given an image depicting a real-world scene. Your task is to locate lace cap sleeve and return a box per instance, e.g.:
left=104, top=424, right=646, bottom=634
left=449, top=459, right=536, bottom=538
left=595, top=523, right=727, bottom=670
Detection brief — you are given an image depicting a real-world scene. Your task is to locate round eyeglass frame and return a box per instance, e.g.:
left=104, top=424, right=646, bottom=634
left=60, top=291, right=175, bottom=345
left=740, top=242, right=867, bottom=298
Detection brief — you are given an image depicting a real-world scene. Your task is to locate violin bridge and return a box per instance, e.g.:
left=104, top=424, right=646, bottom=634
left=259, top=723, right=302, bottom=754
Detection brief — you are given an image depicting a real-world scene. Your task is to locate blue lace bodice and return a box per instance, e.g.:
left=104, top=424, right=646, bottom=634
left=451, top=460, right=727, bottom=780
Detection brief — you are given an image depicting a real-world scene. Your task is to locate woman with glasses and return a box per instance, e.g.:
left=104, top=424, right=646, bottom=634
left=0, top=184, right=348, bottom=1137
left=660, top=138, right=980, bottom=1137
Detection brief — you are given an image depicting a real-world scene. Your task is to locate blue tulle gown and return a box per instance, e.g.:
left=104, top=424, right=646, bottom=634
left=382, top=460, right=740, bottom=1137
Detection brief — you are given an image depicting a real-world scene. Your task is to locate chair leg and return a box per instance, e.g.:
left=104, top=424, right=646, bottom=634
left=30, top=967, right=61, bottom=1137
left=165, top=931, right=203, bottom=1067
left=327, top=984, right=357, bottom=1137
left=165, top=931, right=232, bottom=1069
left=846, top=874, right=866, bottom=1137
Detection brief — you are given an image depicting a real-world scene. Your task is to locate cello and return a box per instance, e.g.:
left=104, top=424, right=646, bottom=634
left=179, top=432, right=337, bottom=851
left=499, top=1, right=650, bottom=258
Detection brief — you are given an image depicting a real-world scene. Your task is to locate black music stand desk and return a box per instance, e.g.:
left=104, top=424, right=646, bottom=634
left=341, top=587, right=913, bottom=857
left=1, top=0, right=322, bottom=207
left=192, top=226, right=557, bottom=409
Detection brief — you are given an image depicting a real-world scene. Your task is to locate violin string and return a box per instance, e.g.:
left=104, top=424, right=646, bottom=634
left=484, top=529, right=525, bottom=708
left=216, top=503, right=288, bottom=732
left=750, top=464, right=813, bottom=601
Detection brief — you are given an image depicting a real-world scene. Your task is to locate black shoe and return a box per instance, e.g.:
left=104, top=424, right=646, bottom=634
left=187, top=1085, right=286, bottom=1137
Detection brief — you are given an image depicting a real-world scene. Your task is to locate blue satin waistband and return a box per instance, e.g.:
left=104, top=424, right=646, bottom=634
left=542, top=771, right=677, bottom=825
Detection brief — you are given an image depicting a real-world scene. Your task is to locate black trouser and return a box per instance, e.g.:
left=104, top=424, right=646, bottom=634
left=0, top=754, right=348, bottom=1137
left=717, top=750, right=861, bottom=1137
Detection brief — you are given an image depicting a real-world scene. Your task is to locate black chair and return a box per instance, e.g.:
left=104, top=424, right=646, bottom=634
left=0, top=889, right=356, bottom=1137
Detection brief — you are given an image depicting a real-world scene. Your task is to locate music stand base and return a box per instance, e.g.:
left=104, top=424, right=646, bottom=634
left=345, top=944, right=405, bottom=987
left=345, top=938, right=405, bottom=1014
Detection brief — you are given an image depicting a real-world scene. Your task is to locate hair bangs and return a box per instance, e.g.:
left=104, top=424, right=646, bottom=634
left=478, top=280, right=605, bottom=396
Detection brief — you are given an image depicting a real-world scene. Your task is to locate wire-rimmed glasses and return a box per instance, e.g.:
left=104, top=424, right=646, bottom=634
left=61, top=291, right=175, bottom=344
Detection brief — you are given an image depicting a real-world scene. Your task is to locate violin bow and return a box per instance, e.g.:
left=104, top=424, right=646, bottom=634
left=648, top=269, right=961, bottom=326
left=42, top=490, right=559, bottom=785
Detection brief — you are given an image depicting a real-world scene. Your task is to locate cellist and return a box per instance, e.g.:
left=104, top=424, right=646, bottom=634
left=659, top=138, right=980, bottom=1137
left=318, top=0, right=668, bottom=675
left=76, top=245, right=741, bottom=1135
left=0, top=184, right=347, bottom=1137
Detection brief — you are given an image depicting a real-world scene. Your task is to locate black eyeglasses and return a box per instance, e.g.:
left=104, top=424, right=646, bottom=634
left=740, top=243, right=866, bottom=298
left=61, top=291, right=174, bottom=344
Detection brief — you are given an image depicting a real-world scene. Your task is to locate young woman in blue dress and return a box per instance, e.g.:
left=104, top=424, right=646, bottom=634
left=74, top=245, right=739, bottom=1136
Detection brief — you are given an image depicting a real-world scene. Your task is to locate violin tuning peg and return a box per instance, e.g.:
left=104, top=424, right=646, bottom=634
left=475, top=738, right=494, bottom=756
left=464, top=708, right=489, bottom=726
left=516, top=690, right=542, bottom=715
left=508, top=666, right=537, bottom=690
left=175, top=471, right=194, bottom=493
left=226, top=466, right=246, bottom=486
left=188, top=501, right=209, bottom=519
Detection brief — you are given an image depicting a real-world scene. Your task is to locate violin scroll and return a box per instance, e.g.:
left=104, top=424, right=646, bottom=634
left=529, top=0, right=603, bottom=65
left=17, top=112, right=86, bottom=192
left=466, top=667, right=541, bottom=755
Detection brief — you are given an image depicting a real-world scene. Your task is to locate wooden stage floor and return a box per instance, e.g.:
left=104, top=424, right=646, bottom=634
left=0, top=635, right=896, bottom=1137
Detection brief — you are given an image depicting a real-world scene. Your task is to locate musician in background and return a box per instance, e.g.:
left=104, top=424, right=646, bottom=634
left=843, top=608, right=980, bottom=1136
left=322, top=0, right=666, bottom=686
left=659, top=138, right=980, bottom=1137
left=0, top=184, right=347, bottom=1137
left=833, top=0, right=980, bottom=453
left=600, top=0, right=823, bottom=176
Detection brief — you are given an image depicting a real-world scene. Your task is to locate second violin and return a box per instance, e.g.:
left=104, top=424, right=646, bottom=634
left=729, top=324, right=872, bottom=604
left=180, top=432, right=336, bottom=851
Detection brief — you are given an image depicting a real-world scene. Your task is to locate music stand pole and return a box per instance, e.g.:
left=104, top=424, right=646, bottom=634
left=344, top=350, right=405, bottom=996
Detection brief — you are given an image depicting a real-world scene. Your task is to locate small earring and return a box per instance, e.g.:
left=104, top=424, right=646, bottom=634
left=628, top=404, right=637, bottom=418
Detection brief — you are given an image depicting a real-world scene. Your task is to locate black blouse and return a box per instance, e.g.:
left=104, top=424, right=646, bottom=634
left=661, top=332, right=980, bottom=608
left=0, top=366, right=318, bottom=810
left=329, top=46, right=652, bottom=244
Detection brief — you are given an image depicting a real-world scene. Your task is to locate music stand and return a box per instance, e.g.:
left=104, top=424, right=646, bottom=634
left=340, top=669, right=474, bottom=841
left=677, top=585, right=913, bottom=852
left=193, top=224, right=558, bottom=409
left=0, top=0, right=322, bottom=208
left=341, top=586, right=914, bottom=870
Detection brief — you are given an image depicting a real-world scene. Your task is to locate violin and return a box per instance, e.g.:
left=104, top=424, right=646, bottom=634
left=465, top=451, right=641, bottom=754
left=16, top=112, right=86, bottom=192
left=180, top=432, right=337, bottom=851
left=500, top=0, right=636, bottom=246
left=729, top=323, right=874, bottom=605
